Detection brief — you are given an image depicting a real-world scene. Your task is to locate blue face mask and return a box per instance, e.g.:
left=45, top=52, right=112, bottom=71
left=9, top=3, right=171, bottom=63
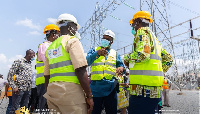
left=31, top=57, right=35, bottom=61
left=131, top=29, right=136, bottom=35
left=101, top=39, right=110, bottom=48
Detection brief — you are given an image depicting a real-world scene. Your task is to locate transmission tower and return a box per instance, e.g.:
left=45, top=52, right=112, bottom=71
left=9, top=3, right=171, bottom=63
left=79, top=0, right=125, bottom=51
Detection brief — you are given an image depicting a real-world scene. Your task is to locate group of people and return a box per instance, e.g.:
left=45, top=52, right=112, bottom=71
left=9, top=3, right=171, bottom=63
left=1, top=10, right=173, bottom=114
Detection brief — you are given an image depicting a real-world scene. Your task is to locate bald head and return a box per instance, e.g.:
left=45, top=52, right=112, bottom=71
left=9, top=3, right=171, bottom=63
left=25, top=49, right=35, bottom=62
left=26, top=49, right=34, bottom=55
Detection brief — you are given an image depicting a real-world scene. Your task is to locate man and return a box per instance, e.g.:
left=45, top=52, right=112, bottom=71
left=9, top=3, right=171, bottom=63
left=86, top=30, right=124, bottom=114
left=124, top=11, right=173, bottom=114
left=5, top=75, right=15, bottom=114
left=36, top=24, right=60, bottom=112
left=43, top=13, right=94, bottom=114
left=162, top=76, right=171, bottom=107
left=7, top=49, right=35, bottom=114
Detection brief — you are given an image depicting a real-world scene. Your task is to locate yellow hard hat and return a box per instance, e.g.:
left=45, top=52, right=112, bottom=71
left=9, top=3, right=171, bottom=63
left=129, top=11, right=153, bottom=24
left=43, top=24, right=60, bottom=34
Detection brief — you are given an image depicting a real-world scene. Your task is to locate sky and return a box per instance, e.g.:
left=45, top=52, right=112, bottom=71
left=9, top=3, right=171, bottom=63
left=0, top=0, right=200, bottom=79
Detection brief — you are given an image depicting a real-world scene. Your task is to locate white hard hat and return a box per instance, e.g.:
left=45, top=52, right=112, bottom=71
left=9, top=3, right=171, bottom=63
left=103, top=30, right=115, bottom=40
left=56, top=13, right=80, bottom=29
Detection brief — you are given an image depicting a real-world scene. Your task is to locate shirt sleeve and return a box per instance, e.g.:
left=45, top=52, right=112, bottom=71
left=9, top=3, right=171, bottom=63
left=116, top=53, right=124, bottom=68
left=134, top=29, right=151, bottom=62
left=86, top=48, right=100, bottom=66
left=67, top=38, right=88, bottom=70
left=161, top=48, right=173, bottom=73
left=38, top=43, right=47, bottom=62
left=7, top=60, right=19, bottom=89
left=44, top=56, right=50, bottom=75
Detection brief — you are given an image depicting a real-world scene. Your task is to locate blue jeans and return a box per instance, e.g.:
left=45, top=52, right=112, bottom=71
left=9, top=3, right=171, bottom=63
left=128, top=95, right=160, bottom=114
left=9, top=90, right=31, bottom=114
left=6, top=96, right=12, bottom=114
left=92, top=88, right=117, bottom=114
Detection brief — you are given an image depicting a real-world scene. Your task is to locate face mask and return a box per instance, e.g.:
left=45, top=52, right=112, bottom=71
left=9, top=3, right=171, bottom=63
left=101, top=39, right=110, bottom=48
left=31, top=57, right=35, bottom=61
left=131, top=29, right=136, bottom=35
left=75, top=32, right=81, bottom=39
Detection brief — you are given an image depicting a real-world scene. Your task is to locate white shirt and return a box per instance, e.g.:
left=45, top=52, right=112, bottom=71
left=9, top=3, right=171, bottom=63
left=31, top=71, right=37, bottom=88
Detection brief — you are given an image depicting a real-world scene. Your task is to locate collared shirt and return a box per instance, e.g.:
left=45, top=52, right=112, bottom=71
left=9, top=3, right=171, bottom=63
left=38, top=41, right=51, bottom=62
left=86, top=47, right=124, bottom=97
left=7, top=58, right=32, bottom=91
left=31, top=70, right=37, bottom=88
left=127, top=27, right=173, bottom=98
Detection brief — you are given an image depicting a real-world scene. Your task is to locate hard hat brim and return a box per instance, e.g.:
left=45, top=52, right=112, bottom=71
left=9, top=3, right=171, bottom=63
left=129, top=18, right=153, bottom=24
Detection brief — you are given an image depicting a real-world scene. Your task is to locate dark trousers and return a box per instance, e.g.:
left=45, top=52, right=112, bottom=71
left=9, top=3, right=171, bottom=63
left=6, top=96, right=12, bottom=114
left=92, top=88, right=117, bottom=114
left=9, top=90, right=31, bottom=114
left=37, top=84, right=47, bottom=110
left=28, top=87, right=38, bottom=112
left=128, top=95, right=160, bottom=114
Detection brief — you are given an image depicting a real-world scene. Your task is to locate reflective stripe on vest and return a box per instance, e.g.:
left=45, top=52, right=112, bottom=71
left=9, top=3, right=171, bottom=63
left=49, top=60, right=72, bottom=69
left=36, top=62, right=44, bottom=67
left=46, top=36, right=79, bottom=84
left=7, top=87, right=12, bottom=96
left=129, top=30, right=164, bottom=86
left=36, top=60, right=45, bottom=85
left=130, top=70, right=163, bottom=76
left=91, top=47, right=116, bottom=80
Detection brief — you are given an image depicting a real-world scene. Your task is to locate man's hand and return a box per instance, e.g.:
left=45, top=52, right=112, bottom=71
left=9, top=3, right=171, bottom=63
left=116, top=67, right=124, bottom=75
left=86, top=98, right=94, bottom=114
left=119, top=83, right=129, bottom=88
left=13, top=87, right=19, bottom=95
left=97, top=48, right=108, bottom=57
left=75, top=66, right=93, bottom=113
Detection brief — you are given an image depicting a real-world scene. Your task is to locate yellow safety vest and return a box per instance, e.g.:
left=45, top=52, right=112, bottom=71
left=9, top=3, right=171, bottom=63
left=36, top=43, right=46, bottom=86
left=46, top=36, right=79, bottom=84
left=162, top=79, right=169, bottom=89
left=129, top=30, right=164, bottom=86
left=91, top=46, right=116, bottom=80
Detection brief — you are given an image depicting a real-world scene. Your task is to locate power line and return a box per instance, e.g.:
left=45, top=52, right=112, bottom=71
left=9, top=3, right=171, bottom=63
left=167, top=0, right=200, bottom=16
left=161, top=26, right=200, bottom=42
left=157, top=15, right=200, bottom=35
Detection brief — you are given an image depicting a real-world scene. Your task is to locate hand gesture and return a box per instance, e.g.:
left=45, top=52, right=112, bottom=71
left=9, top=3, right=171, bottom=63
left=97, top=48, right=108, bottom=57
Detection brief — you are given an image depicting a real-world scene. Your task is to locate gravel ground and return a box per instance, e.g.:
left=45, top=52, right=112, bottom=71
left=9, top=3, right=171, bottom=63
left=161, top=90, right=199, bottom=114
left=0, top=90, right=199, bottom=114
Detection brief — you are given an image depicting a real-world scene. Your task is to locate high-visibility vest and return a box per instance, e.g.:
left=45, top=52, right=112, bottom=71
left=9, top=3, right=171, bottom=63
left=129, top=30, right=164, bottom=86
left=91, top=46, right=116, bottom=80
left=46, top=36, right=79, bottom=84
left=36, top=60, right=45, bottom=85
left=162, top=79, right=169, bottom=89
left=36, top=42, right=46, bottom=86
left=7, top=75, right=15, bottom=96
